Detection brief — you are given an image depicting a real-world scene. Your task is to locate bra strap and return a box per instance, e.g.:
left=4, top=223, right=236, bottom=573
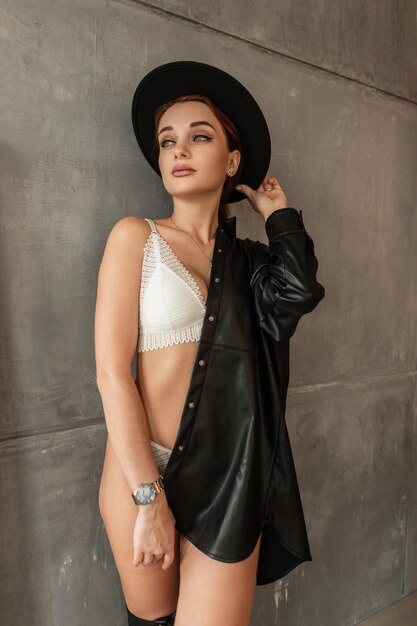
left=144, top=218, right=161, bottom=262
left=144, top=217, right=157, bottom=234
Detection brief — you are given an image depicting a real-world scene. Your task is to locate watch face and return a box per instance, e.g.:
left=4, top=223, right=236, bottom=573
left=136, top=483, right=156, bottom=504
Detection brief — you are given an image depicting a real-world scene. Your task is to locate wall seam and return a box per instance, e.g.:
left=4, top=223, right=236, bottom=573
left=123, top=0, right=417, bottom=107
left=1, top=370, right=415, bottom=443
left=0, top=418, right=104, bottom=443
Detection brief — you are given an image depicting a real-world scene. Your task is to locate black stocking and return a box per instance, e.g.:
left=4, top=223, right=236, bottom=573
left=126, top=604, right=176, bottom=625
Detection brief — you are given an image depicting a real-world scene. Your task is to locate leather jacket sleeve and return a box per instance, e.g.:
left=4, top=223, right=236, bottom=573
left=249, top=207, right=325, bottom=342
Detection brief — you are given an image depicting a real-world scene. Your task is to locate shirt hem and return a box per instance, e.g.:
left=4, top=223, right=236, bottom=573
left=174, top=522, right=264, bottom=565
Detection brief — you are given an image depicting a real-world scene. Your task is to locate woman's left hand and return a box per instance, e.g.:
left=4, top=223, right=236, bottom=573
left=235, top=176, right=288, bottom=218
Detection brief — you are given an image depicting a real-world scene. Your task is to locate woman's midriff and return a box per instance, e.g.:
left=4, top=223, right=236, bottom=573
left=99, top=340, right=200, bottom=514
left=135, top=339, right=200, bottom=449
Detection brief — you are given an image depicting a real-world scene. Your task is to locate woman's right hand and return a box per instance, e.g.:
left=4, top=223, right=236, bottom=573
left=133, top=491, right=177, bottom=570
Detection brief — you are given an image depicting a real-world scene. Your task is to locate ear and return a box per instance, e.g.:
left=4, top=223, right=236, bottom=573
left=228, top=149, right=241, bottom=172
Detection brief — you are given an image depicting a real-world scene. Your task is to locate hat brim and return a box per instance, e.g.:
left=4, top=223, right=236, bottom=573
left=131, top=61, right=271, bottom=204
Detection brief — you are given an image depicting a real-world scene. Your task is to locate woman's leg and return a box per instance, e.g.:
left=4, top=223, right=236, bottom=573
left=126, top=603, right=176, bottom=625
left=98, top=437, right=180, bottom=621
left=174, top=532, right=262, bottom=626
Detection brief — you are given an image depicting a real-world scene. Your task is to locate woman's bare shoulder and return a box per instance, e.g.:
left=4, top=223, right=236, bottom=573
left=107, top=215, right=151, bottom=239
left=104, top=215, right=153, bottom=254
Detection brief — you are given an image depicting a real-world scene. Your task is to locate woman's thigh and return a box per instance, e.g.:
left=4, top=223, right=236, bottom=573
left=98, top=441, right=180, bottom=620
left=174, top=532, right=262, bottom=626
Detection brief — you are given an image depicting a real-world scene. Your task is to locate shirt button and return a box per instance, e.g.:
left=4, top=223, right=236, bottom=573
left=208, top=315, right=214, bottom=321
left=214, top=277, right=220, bottom=283
left=199, top=359, right=205, bottom=366
left=188, top=401, right=195, bottom=408
left=178, top=444, right=184, bottom=451
left=218, top=248, right=222, bottom=253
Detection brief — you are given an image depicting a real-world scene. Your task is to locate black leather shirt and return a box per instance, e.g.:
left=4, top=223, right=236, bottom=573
left=162, top=207, right=325, bottom=585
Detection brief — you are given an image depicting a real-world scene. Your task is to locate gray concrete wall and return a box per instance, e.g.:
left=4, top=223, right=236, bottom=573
left=0, top=1, right=416, bottom=625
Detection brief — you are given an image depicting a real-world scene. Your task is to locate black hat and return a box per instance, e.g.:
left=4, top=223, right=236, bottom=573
left=131, top=60, right=271, bottom=204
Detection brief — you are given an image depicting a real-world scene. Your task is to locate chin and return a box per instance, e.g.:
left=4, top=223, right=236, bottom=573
left=171, top=177, right=222, bottom=193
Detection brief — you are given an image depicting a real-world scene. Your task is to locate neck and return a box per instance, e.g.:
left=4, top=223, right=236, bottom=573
left=170, top=195, right=220, bottom=243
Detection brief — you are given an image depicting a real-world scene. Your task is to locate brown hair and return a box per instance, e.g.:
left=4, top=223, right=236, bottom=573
left=152, top=94, right=243, bottom=222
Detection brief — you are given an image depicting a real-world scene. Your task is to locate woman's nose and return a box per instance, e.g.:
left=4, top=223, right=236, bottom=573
left=174, top=140, right=190, bottom=158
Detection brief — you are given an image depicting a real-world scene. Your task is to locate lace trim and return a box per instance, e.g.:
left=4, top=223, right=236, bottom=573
left=154, top=233, right=206, bottom=308
left=138, top=230, right=206, bottom=352
left=138, top=318, right=204, bottom=351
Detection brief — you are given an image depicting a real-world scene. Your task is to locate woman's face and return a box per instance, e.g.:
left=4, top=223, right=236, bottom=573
left=156, top=100, right=240, bottom=201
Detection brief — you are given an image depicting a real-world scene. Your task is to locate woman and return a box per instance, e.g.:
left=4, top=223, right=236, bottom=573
left=95, top=61, right=325, bottom=626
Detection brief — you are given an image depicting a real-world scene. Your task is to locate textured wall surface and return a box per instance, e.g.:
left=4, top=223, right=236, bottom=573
left=140, top=0, right=417, bottom=103
left=0, top=1, right=416, bottom=625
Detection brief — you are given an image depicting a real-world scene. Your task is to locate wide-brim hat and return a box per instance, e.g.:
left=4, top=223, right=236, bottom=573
left=131, top=60, right=271, bottom=204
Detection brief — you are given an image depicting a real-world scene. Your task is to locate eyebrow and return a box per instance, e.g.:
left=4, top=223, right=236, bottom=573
left=157, top=121, right=216, bottom=137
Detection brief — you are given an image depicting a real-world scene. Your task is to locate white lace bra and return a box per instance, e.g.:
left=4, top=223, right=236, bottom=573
left=137, top=218, right=207, bottom=352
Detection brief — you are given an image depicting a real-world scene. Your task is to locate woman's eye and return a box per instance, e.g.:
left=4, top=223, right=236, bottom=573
left=160, top=134, right=212, bottom=148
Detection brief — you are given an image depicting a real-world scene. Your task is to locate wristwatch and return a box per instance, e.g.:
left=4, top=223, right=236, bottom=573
left=131, top=475, right=165, bottom=505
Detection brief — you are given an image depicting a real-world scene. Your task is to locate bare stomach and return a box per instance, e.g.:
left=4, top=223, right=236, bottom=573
left=135, top=340, right=200, bottom=450
left=99, top=340, right=200, bottom=516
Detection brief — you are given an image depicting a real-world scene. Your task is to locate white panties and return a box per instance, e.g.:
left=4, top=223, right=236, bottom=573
left=150, top=440, right=172, bottom=477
